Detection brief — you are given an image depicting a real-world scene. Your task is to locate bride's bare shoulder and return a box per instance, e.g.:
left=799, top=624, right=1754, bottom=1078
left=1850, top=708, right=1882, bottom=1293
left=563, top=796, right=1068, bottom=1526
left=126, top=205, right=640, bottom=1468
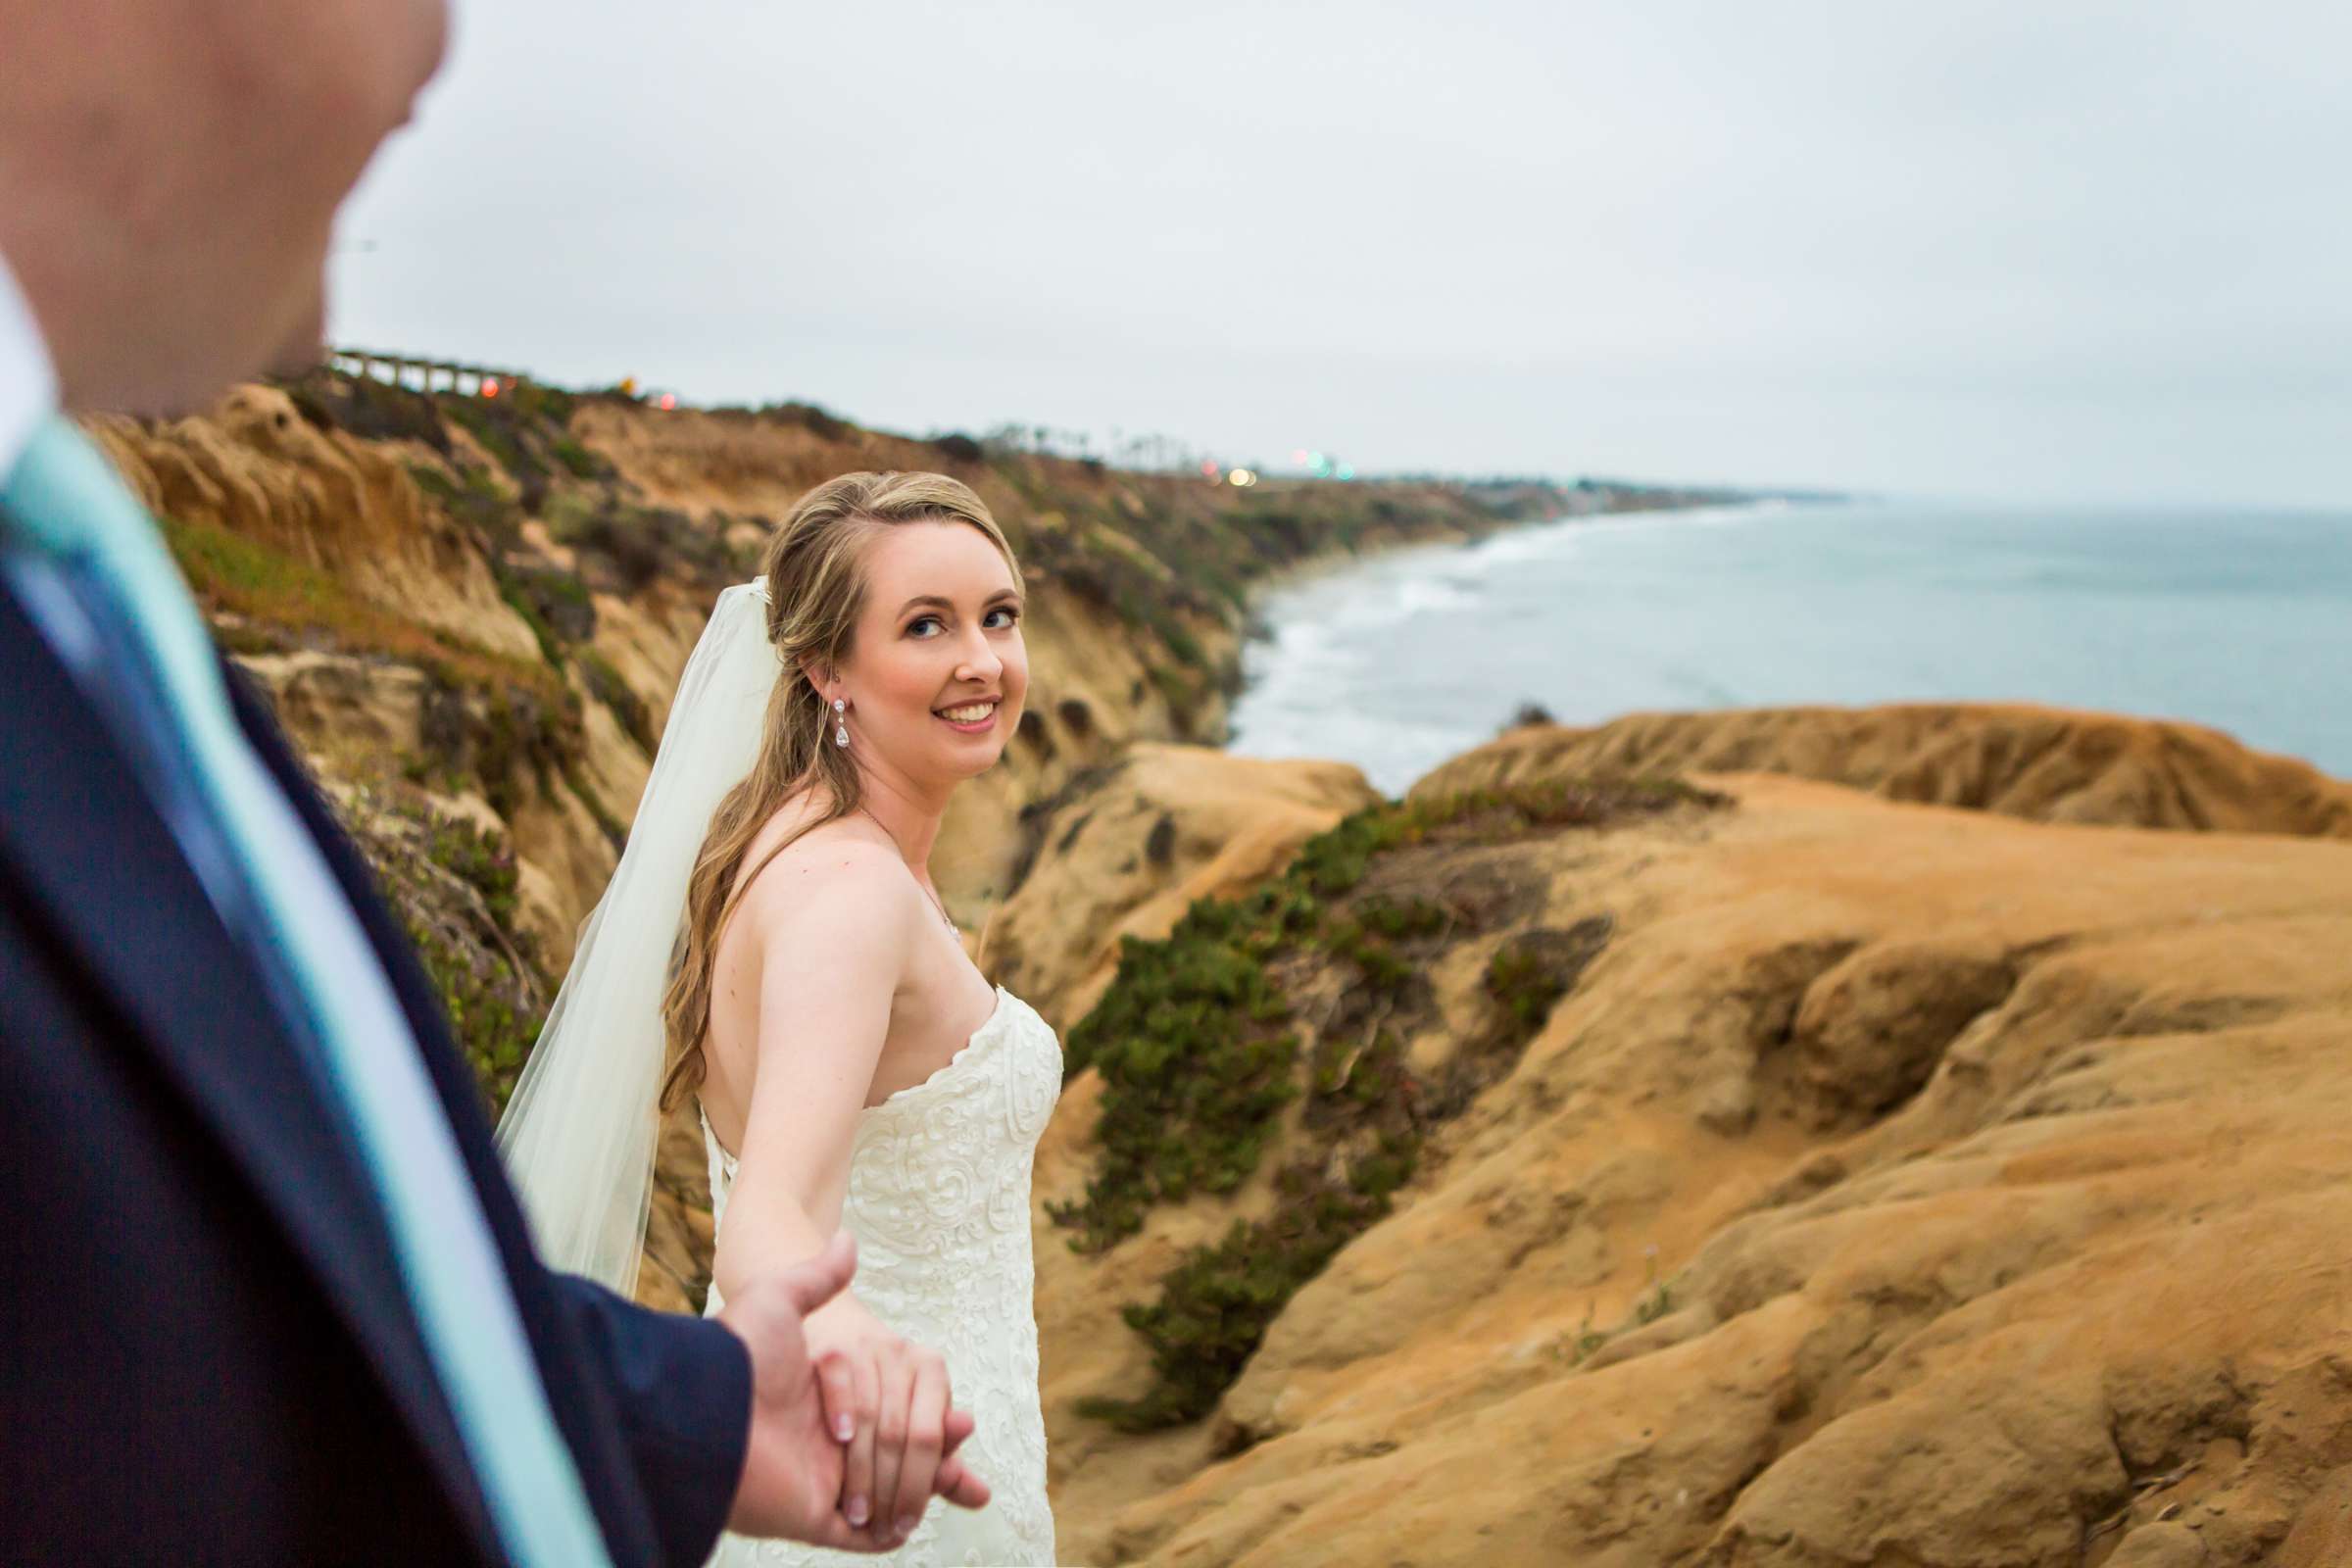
left=736, top=801, right=914, bottom=923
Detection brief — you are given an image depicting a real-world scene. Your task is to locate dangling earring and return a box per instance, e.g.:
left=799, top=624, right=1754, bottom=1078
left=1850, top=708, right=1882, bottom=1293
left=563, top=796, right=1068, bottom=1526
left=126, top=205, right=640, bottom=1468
left=833, top=697, right=849, bottom=749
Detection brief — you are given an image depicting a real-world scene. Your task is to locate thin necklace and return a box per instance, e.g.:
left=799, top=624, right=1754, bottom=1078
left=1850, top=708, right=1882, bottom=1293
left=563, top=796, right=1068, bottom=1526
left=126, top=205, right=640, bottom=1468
left=859, top=806, right=958, bottom=934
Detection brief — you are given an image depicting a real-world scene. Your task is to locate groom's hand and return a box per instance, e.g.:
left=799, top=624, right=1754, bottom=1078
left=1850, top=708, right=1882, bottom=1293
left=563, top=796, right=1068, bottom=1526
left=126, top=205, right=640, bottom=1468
left=716, top=1233, right=991, bottom=1549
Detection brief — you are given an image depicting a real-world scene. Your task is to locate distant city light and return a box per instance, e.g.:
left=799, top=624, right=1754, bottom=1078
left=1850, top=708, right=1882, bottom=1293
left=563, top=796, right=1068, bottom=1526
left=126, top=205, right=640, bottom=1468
left=1228, top=467, right=1257, bottom=487
left=1336, top=464, right=1355, bottom=480
left=481, top=377, right=501, bottom=399
left=659, top=393, right=678, bottom=412
left=1291, top=448, right=1310, bottom=465
left=1200, top=460, right=1222, bottom=480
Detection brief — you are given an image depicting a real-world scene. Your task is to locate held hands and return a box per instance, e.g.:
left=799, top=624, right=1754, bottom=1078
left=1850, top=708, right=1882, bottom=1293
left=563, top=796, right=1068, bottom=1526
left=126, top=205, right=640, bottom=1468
left=801, top=1268, right=973, bottom=1547
left=717, top=1234, right=991, bottom=1550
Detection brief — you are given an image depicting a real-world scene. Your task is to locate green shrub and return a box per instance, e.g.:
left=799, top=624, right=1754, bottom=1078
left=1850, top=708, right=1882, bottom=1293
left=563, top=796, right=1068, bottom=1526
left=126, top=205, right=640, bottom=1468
left=1293, top=808, right=1404, bottom=896
left=762, top=401, right=852, bottom=441
left=510, top=381, right=578, bottom=425
left=552, top=437, right=605, bottom=479
left=1074, top=1146, right=1416, bottom=1432
left=407, top=464, right=461, bottom=505
left=409, top=460, right=525, bottom=550
left=497, top=574, right=563, bottom=665
left=408, top=669, right=582, bottom=824
left=562, top=761, right=628, bottom=855
left=552, top=496, right=736, bottom=592
left=1488, top=943, right=1570, bottom=1033
left=357, top=795, right=545, bottom=1115
left=444, top=398, right=547, bottom=489
left=423, top=814, right=523, bottom=925
left=579, top=650, right=655, bottom=753
left=1354, top=895, right=1448, bottom=942
left=1062, top=778, right=1721, bottom=1430
left=290, top=369, right=452, bottom=453
left=1052, top=910, right=1299, bottom=1251
left=1555, top=1253, right=1679, bottom=1367
left=1634, top=1279, right=1676, bottom=1326
left=408, top=921, right=537, bottom=1114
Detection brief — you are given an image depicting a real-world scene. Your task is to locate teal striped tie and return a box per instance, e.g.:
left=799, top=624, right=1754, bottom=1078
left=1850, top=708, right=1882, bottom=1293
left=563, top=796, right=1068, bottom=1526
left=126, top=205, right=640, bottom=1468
left=1, top=416, right=614, bottom=1568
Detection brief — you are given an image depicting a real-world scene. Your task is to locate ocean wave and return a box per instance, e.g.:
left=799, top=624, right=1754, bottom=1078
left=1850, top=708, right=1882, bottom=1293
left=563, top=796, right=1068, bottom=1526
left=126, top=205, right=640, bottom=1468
left=1304, top=571, right=1489, bottom=635
left=1395, top=577, right=1482, bottom=616
left=1465, top=525, right=1580, bottom=567
left=1244, top=620, right=1351, bottom=678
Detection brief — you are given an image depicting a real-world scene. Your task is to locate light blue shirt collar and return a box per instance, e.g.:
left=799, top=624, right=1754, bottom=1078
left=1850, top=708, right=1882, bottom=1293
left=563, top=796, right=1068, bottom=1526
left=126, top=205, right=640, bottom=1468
left=0, top=244, right=61, bottom=481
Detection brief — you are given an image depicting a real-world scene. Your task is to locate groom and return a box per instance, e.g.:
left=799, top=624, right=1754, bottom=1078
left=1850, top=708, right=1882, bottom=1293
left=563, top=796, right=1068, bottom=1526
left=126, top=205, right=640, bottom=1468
left=0, top=2, right=982, bottom=1563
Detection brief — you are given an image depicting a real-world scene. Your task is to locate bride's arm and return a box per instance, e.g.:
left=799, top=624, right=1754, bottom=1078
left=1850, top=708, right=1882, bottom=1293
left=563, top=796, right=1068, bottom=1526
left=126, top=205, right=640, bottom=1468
left=710, top=840, right=959, bottom=1547
left=710, top=840, right=908, bottom=1297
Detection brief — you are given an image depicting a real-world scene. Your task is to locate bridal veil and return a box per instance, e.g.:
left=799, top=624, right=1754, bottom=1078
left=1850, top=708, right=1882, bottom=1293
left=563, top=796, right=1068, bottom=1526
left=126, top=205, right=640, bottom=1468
left=495, top=579, right=777, bottom=1296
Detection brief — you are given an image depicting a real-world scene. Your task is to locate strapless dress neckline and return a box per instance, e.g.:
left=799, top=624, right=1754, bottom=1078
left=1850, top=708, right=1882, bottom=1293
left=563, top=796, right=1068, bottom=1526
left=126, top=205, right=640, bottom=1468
left=700, top=985, right=1014, bottom=1174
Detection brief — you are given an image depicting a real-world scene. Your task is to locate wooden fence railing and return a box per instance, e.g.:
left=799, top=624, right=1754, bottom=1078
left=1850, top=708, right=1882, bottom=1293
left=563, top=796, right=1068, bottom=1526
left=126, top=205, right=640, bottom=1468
left=327, top=347, right=528, bottom=398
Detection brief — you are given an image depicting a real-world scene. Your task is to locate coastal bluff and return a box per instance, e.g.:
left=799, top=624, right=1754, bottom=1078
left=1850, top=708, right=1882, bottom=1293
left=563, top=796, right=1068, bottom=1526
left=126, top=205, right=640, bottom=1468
left=1006, top=711, right=2352, bottom=1568
left=90, top=377, right=1542, bottom=974
left=80, top=378, right=2352, bottom=1564
left=1418, top=702, right=2352, bottom=840
left=85, top=371, right=1637, bottom=1297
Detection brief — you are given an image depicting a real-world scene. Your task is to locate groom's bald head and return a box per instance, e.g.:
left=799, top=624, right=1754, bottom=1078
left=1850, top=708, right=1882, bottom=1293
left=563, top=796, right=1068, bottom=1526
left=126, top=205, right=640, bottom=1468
left=0, top=0, right=449, bottom=415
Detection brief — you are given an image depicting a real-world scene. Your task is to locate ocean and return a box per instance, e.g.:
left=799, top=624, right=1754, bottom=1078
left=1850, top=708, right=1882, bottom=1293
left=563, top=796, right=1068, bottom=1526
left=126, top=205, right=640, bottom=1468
left=1223, top=498, right=2352, bottom=798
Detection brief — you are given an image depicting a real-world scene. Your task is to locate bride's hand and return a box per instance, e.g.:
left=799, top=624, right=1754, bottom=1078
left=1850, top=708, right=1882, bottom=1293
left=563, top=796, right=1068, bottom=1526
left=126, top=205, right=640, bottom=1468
left=720, top=1235, right=990, bottom=1550
left=808, top=1298, right=962, bottom=1546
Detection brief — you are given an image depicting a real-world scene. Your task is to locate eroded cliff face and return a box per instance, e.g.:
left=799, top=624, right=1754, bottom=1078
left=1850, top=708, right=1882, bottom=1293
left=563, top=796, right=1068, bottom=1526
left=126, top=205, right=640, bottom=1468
left=103, top=376, right=2352, bottom=1565
left=101, top=373, right=1548, bottom=974
left=1008, top=714, right=2352, bottom=1568
left=1420, top=703, right=2352, bottom=840
left=93, top=370, right=1557, bottom=1307
left=90, top=384, right=544, bottom=663
left=985, top=744, right=1386, bottom=1031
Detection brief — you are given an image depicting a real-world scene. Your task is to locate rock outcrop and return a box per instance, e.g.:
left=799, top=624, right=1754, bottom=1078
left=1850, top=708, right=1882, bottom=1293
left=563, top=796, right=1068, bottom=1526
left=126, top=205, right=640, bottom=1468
left=1418, top=703, right=2352, bottom=840
left=1024, top=735, right=2352, bottom=1568
left=985, top=744, right=1383, bottom=1030
left=91, top=385, right=543, bottom=663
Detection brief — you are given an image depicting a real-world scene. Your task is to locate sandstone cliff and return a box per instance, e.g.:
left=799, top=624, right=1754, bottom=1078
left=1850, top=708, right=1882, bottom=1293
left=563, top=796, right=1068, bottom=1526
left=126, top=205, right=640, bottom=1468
left=94, top=369, right=1612, bottom=1307
left=984, top=744, right=1385, bottom=1032
left=1012, top=714, right=2352, bottom=1567
left=102, top=371, right=1579, bottom=980
left=99, top=370, right=2352, bottom=1566
left=1418, top=703, right=2352, bottom=839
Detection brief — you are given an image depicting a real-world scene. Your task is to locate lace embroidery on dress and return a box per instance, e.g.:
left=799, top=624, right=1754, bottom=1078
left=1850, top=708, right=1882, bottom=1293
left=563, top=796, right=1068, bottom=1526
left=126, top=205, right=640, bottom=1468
left=700, top=986, right=1061, bottom=1567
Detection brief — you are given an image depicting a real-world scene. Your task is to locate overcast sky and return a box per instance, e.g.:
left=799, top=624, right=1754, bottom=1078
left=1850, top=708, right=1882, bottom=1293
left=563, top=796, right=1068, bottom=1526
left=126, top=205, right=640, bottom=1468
left=331, top=1, right=2352, bottom=507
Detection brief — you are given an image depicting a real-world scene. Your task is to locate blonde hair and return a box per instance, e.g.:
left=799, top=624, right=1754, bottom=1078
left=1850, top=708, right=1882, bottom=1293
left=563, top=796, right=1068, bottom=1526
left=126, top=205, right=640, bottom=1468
left=657, top=470, right=1022, bottom=1109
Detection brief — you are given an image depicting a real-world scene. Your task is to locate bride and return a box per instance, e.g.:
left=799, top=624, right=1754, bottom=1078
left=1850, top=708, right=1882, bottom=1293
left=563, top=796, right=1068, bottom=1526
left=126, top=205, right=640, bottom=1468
left=496, top=471, right=1061, bottom=1566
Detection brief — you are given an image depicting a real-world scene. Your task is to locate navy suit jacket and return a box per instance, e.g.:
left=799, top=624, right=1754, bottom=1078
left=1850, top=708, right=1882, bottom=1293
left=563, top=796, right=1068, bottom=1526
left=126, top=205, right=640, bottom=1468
left=0, top=575, right=751, bottom=1566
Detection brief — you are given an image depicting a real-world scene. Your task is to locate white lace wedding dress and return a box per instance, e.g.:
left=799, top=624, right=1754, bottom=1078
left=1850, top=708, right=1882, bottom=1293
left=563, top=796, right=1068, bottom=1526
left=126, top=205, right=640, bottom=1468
left=700, top=986, right=1062, bottom=1567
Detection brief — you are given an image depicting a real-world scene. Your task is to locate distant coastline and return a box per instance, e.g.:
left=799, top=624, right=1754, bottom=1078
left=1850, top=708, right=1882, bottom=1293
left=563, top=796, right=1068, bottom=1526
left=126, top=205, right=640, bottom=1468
left=1226, top=495, right=2352, bottom=793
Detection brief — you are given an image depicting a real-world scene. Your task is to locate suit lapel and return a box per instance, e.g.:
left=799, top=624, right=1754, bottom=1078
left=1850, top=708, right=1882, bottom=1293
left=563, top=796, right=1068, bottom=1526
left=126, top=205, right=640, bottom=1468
left=0, top=583, right=502, bottom=1560
left=225, top=661, right=661, bottom=1564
